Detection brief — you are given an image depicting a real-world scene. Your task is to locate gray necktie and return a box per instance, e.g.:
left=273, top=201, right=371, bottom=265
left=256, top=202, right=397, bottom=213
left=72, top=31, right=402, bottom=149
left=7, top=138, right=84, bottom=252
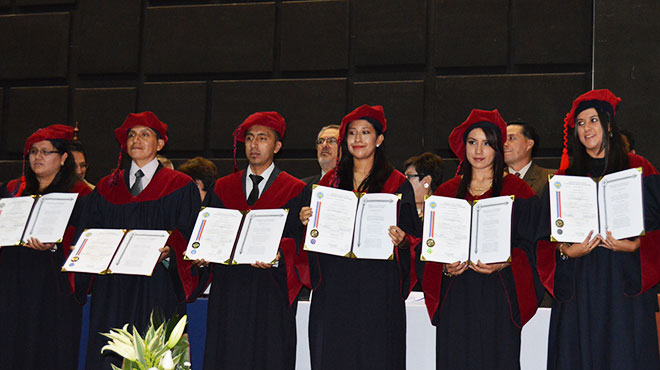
left=130, top=169, right=145, bottom=196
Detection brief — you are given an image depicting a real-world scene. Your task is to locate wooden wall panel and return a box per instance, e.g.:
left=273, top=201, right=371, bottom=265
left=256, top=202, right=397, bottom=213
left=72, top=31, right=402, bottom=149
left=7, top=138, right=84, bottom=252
left=0, top=13, right=70, bottom=79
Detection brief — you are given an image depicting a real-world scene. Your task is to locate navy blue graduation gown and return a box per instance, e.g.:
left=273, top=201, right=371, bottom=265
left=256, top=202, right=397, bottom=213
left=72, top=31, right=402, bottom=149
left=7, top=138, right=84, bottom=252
left=291, top=169, right=421, bottom=370
left=537, top=154, right=660, bottom=370
left=75, top=166, right=200, bottom=370
left=200, top=167, right=306, bottom=370
left=0, top=179, right=92, bottom=370
left=420, top=174, right=543, bottom=370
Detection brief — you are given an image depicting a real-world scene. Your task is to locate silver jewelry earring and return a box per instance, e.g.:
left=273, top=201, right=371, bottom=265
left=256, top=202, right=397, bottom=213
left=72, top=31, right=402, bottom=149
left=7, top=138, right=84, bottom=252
left=423, top=183, right=429, bottom=189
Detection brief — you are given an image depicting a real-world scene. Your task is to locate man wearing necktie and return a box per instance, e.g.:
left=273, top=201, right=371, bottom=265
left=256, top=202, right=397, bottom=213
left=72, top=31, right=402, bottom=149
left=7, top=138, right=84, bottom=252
left=192, top=112, right=306, bottom=370
left=74, top=112, right=200, bottom=370
left=503, top=120, right=556, bottom=196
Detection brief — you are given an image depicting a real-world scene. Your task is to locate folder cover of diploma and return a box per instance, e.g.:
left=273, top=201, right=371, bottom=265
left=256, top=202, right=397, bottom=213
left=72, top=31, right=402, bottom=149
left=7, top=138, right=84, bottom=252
left=0, top=192, right=78, bottom=246
left=303, top=185, right=401, bottom=260
left=184, top=207, right=288, bottom=265
left=421, top=195, right=514, bottom=264
left=549, top=167, right=644, bottom=243
left=62, top=229, right=170, bottom=276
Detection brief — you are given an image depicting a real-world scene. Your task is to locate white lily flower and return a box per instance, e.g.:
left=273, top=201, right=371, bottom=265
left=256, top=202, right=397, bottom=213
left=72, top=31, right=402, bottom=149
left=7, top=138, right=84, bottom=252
left=166, top=315, right=187, bottom=349
left=161, top=349, right=175, bottom=370
left=101, top=340, right=137, bottom=361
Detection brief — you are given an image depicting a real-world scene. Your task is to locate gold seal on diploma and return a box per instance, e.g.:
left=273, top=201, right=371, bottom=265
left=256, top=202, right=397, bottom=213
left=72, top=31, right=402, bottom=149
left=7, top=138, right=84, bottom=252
left=192, top=242, right=200, bottom=249
left=555, top=219, right=564, bottom=227
left=71, top=257, right=79, bottom=262
left=310, top=229, right=319, bottom=238
left=426, top=239, right=435, bottom=247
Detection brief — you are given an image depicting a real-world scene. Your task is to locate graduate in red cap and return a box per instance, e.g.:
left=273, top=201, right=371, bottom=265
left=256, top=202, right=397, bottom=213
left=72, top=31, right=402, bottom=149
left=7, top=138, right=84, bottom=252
left=297, top=104, right=422, bottom=370
left=419, top=109, right=542, bottom=370
left=74, top=111, right=201, bottom=370
left=0, top=124, right=92, bottom=370
left=536, top=90, right=660, bottom=370
left=192, top=111, right=306, bottom=370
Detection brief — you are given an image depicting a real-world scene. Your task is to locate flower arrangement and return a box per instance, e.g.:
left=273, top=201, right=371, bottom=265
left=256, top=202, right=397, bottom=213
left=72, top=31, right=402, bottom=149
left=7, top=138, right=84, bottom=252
left=100, top=312, right=191, bottom=370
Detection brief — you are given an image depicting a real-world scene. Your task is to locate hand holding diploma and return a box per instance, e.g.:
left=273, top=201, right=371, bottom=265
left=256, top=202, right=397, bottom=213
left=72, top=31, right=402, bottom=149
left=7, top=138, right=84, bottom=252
left=560, top=231, right=600, bottom=258
left=469, top=260, right=509, bottom=275
left=388, top=226, right=407, bottom=248
left=251, top=251, right=280, bottom=269
left=600, top=231, right=640, bottom=253
left=444, top=261, right=468, bottom=277
left=24, top=237, right=55, bottom=251
left=300, top=206, right=312, bottom=225
left=158, top=246, right=170, bottom=262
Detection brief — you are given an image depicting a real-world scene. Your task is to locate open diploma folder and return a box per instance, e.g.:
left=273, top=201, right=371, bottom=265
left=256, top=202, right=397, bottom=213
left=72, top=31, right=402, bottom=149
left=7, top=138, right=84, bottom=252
left=303, top=185, right=400, bottom=260
left=62, top=229, right=170, bottom=276
left=0, top=192, right=78, bottom=246
left=549, top=167, right=644, bottom=243
left=421, top=195, right=514, bottom=264
left=184, top=207, right=288, bottom=265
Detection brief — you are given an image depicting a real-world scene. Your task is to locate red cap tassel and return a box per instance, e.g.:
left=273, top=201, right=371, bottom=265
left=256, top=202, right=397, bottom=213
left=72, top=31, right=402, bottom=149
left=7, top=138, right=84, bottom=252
left=559, top=115, right=570, bottom=172
left=109, top=149, right=123, bottom=186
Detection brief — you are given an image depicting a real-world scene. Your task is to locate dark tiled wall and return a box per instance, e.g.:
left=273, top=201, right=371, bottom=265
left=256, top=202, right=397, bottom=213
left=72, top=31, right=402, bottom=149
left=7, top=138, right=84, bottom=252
left=3, top=0, right=653, bottom=185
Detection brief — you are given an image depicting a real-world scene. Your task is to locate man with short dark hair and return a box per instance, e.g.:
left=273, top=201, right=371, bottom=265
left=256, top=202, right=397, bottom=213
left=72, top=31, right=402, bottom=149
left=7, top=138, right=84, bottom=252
left=504, top=121, right=555, bottom=196
left=197, top=111, right=306, bottom=370
left=69, top=141, right=95, bottom=189
left=303, top=124, right=340, bottom=185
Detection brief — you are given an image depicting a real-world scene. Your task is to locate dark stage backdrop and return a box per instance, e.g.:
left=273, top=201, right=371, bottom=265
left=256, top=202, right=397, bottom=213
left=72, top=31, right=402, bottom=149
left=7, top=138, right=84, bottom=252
left=0, top=0, right=657, bottom=184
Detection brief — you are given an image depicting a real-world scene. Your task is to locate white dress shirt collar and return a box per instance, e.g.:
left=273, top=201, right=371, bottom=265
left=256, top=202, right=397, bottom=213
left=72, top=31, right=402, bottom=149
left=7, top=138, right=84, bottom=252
left=245, top=162, right=275, bottom=200
left=509, top=160, right=533, bottom=179
left=129, top=157, right=160, bottom=189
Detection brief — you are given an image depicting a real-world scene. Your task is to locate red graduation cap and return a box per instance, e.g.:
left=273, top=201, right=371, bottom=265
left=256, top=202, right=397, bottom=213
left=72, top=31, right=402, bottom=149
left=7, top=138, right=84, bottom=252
left=109, top=111, right=169, bottom=186
left=559, top=89, right=621, bottom=171
left=232, top=111, right=286, bottom=171
left=339, top=104, right=387, bottom=141
left=24, top=124, right=74, bottom=156
left=448, top=108, right=507, bottom=163
left=114, top=111, right=168, bottom=150
left=16, top=124, right=75, bottom=196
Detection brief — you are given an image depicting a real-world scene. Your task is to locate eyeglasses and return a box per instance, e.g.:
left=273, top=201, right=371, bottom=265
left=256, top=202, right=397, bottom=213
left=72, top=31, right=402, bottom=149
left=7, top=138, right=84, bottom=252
left=28, top=149, right=60, bottom=157
left=405, top=173, right=426, bottom=180
left=316, top=137, right=338, bottom=146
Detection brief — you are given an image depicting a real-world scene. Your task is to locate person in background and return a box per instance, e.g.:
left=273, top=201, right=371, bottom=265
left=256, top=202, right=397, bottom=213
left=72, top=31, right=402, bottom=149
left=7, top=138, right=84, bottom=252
left=620, top=128, right=637, bottom=154
left=0, top=124, right=92, bottom=370
left=157, top=154, right=174, bottom=170
left=178, top=156, right=220, bottom=206
left=504, top=121, right=555, bottom=196
left=303, top=124, right=340, bottom=185
left=69, top=140, right=95, bottom=189
left=403, top=152, right=444, bottom=219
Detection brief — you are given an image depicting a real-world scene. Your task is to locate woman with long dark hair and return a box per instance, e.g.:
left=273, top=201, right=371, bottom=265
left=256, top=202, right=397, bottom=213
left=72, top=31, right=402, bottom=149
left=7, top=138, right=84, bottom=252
left=297, top=105, right=421, bottom=370
left=0, top=124, right=92, bottom=370
left=537, top=89, right=660, bottom=370
left=420, top=109, right=542, bottom=370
